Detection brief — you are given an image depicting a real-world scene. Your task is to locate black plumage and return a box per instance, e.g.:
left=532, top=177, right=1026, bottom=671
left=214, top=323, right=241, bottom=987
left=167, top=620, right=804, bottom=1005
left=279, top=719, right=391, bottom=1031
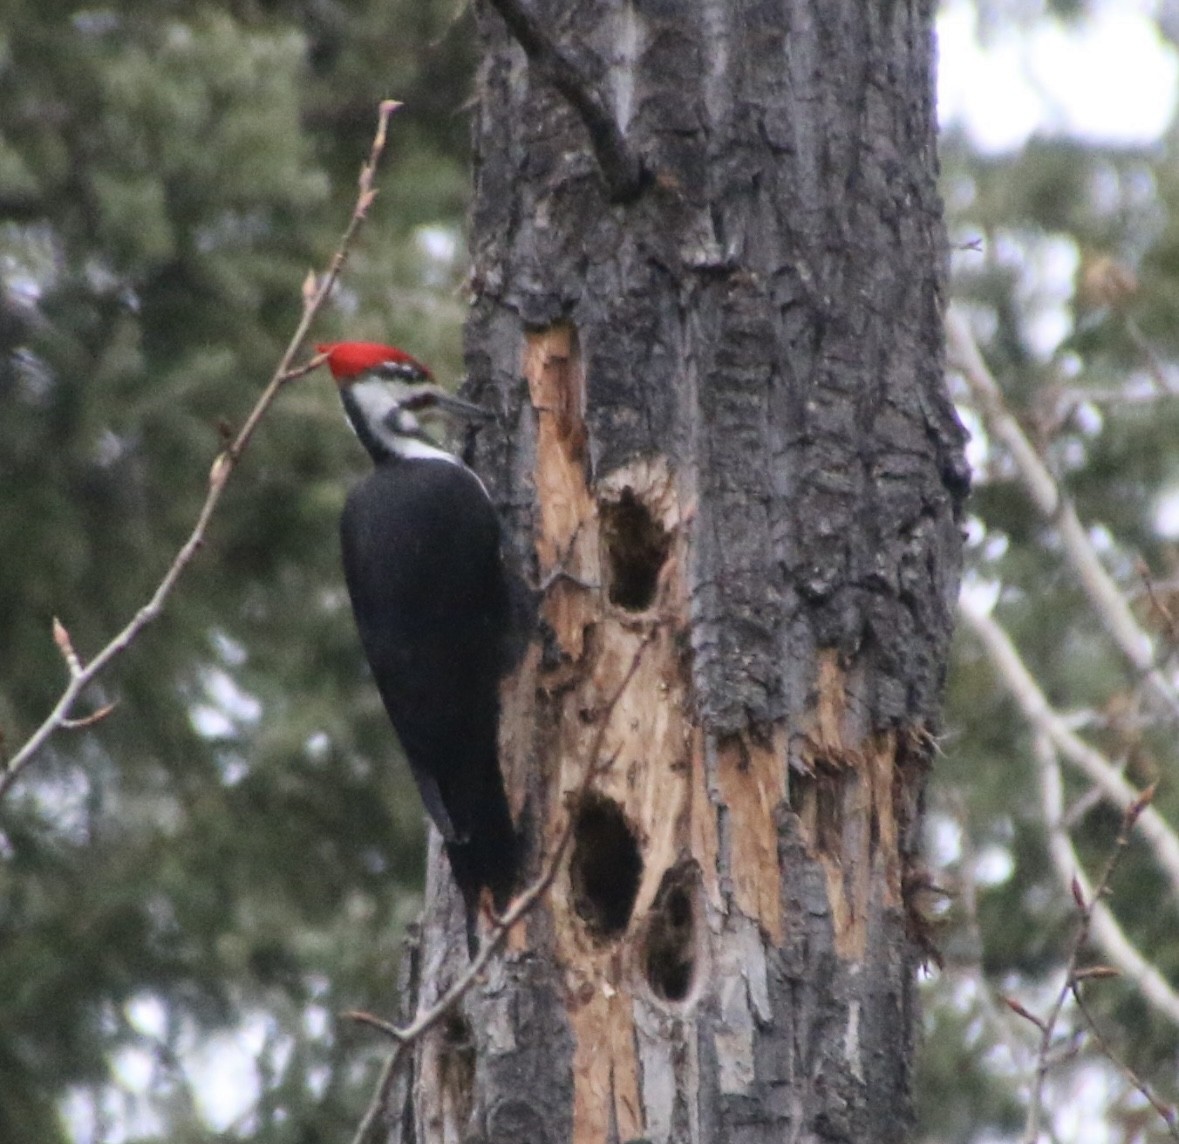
left=341, top=455, right=520, bottom=952
left=319, top=340, right=527, bottom=957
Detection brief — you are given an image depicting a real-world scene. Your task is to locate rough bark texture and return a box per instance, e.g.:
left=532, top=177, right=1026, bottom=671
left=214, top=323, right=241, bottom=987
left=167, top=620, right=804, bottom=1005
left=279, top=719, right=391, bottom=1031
left=388, top=0, right=968, bottom=1140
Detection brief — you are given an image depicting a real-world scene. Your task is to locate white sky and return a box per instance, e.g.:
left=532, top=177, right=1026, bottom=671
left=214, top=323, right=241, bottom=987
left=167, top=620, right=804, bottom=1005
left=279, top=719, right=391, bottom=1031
left=938, top=0, right=1178, bottom=151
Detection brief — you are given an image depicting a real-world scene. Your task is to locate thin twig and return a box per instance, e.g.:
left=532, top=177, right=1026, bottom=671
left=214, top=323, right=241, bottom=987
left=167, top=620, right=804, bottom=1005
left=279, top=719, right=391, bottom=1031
left=947, top=307, right=1179, bottom=724
left=1022, top=776, right=1159, bottom=1142
left=0, top=100, right=403, bottom=802
left=1032, top=732, right=1179, bottom=1028
left=1137, top=558, right=1179, bottom=650
left=346, top=632, right=654, bottom=1144
left=60, top=702, right=118, bottom=731
left=484, top=0, right=646, bottom=202
left=348, top=1047, right=402, bottom=1144
left=1070, top=985, right=1179, bottom=1139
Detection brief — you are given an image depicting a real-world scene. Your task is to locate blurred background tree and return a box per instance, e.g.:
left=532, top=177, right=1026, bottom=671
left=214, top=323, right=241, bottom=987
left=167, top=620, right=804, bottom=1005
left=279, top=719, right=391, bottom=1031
left=0, top=1, right=476, bottom=1139
left=3, top=0, right=1179, bottom=1141
left=921, top=2, right=1179, bottom=1141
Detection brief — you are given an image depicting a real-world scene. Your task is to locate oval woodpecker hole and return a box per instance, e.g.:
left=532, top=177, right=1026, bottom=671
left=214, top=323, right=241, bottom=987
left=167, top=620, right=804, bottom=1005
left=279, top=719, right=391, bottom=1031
left=569, top=794, right=643, bottom=939
left=600, top=489, right=671, bottom=611
left=435, top=1011, right=476, bottom=1127
left=641, top=864, right=701, bottom=1005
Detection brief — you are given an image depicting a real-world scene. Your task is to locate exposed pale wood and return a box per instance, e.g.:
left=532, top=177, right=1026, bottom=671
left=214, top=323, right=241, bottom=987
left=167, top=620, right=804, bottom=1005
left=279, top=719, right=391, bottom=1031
left=689, top=726, right=723, bottom=912
left=791, top=654, right=907, bottom=959
left=521, top=336, right=697, bottom=1140
left=569, top=978, right=645, bottom=1143
left=714, top=728, right=787, bottom=945
left=524, top=324, right=597, bottom=665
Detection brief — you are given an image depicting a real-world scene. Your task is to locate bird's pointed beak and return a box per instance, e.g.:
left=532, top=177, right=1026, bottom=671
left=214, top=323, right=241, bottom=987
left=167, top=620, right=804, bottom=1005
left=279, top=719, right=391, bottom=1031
left=403, top=385, right=493, bottom=423
left=434, top=391, right=494, bottom=422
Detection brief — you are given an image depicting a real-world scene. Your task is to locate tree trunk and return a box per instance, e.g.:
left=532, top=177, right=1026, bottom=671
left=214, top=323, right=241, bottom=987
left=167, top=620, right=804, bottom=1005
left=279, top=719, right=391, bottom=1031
left=388, top=0, right=967, bottom=1140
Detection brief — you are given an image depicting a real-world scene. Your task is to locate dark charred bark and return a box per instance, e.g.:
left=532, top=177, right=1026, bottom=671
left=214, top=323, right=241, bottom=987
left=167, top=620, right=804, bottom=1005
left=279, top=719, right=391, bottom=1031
left=388, top=1, right=967, bottom=1140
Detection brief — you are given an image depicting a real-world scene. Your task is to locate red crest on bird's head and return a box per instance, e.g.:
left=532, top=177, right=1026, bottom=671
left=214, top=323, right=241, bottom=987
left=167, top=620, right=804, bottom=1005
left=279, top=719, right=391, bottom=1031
left=316, top=341, right=433, bottom=386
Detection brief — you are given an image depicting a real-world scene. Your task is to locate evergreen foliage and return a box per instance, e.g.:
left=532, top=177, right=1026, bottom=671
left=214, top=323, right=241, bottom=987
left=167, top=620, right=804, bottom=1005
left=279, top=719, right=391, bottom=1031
left=1, top=1, right=472, bottom=1138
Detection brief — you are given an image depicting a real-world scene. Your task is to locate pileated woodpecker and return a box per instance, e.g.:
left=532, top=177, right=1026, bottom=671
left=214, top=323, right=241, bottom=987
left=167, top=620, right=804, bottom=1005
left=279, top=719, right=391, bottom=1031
left=318, top=340, right=525, bottom=954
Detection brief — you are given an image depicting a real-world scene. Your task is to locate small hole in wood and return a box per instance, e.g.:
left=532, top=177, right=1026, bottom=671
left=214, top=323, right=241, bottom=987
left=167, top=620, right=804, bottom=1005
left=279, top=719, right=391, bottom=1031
left=570, top=794, right=643, bottom=939
left=814, top=768, right=844, bottom=855
left=788, top=757, right=845, bottom=858
left=442, top=1010, right=474, bottom=1050
left=435, top=1011, right=476, bottom=1128
left=641, top=864, right=700, bottom=1004
left=600, top=489, right=671, bottom=611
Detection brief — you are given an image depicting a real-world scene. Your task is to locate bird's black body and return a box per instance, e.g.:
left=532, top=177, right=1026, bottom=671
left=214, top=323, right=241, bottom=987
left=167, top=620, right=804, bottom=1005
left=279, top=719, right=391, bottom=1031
left=319, top=339, right=529, bottom=956
left=340, top=454, right=521, bottom=949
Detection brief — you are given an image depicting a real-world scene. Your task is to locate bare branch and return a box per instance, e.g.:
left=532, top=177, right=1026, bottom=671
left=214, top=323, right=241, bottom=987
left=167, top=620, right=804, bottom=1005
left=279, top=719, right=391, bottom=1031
left=347, top=632, right=653, bottom=1144
left=947, top=307, right=1179, bottom=723
left=1071, top=965, right=1121, bottom=983
left=1071, top=986, right=1179, bottom=1140
left=484, top=0, right=647, bottom=202
left=954, top=311, right=1179, bottom=1132
left=1003, top=994, right=1048, bottom=1033
left=960, top=596, right=1179, bottom=905
left=1032, top=735, right=1179, bottom=1027
left=1, top=100, right=403, bottom=802
left=60, top=702, right=118, bottom=731
left=1137, top=558, right=1179, bottom=651
left=52, top=617, right=82, bottom=678
left=1024, top=773, right=1164, bottom=1142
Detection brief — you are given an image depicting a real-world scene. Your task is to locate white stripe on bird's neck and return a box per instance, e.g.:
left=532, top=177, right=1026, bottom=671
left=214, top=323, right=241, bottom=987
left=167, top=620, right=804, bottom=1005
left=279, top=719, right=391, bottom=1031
left=345, top=378, right=492, bottom=501
left=347, top=376, right=461, bottom=466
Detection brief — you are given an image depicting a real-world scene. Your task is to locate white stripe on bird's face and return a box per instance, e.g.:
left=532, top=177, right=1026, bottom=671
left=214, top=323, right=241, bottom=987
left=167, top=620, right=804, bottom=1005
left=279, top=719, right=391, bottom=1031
left=347, top=377, right=461, bottom=465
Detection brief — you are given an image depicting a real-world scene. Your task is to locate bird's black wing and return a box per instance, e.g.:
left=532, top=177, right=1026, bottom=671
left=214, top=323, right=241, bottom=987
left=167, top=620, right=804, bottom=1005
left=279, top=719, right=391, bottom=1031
left=339, top=459, right=520, bottom=919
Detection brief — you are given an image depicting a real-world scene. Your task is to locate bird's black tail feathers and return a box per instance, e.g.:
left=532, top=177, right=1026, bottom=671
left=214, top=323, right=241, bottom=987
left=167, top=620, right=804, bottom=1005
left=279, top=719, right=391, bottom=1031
left=444, top=775, right=519, bottom=959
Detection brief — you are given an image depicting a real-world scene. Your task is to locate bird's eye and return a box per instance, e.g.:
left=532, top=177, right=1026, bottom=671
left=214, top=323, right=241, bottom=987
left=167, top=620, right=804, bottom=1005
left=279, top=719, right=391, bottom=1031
left=398, top=391, right=439, bottom=412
